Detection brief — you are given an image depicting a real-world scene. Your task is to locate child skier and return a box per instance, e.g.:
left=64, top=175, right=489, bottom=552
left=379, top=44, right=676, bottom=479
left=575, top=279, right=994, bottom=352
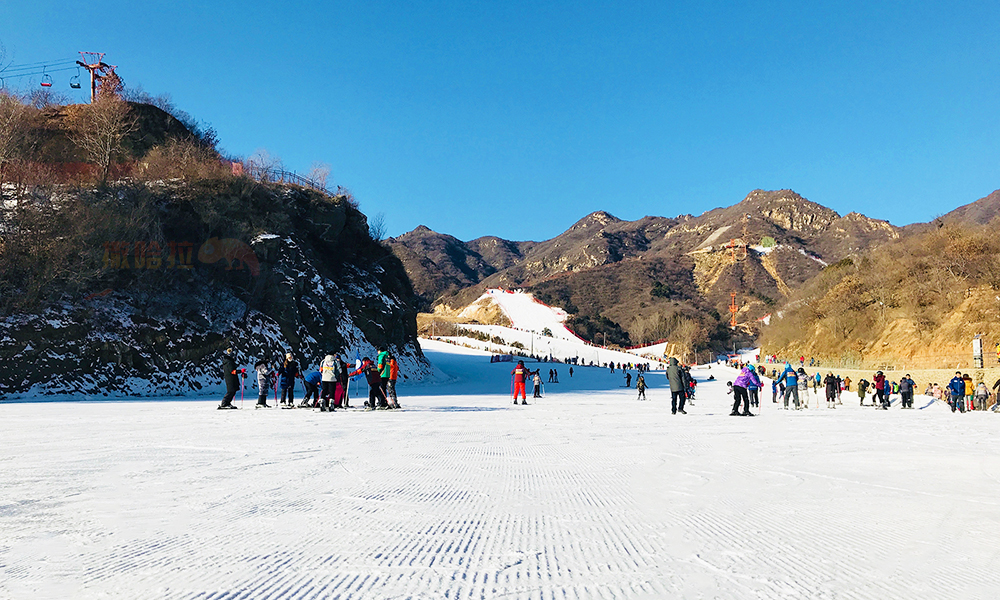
left=636, top=374, right=647, bottom=400
left=254, top=359, right=272, bottom=408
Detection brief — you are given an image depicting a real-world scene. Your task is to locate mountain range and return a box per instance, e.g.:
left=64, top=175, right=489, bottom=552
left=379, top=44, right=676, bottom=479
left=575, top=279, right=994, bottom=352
left=388, top=188, right=1000, bottom=353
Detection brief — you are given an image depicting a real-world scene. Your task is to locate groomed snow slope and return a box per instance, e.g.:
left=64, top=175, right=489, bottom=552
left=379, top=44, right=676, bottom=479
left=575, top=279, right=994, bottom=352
left=2, top=340, right=1000, bottom=599
left=454, top=289, right=667, bottom=367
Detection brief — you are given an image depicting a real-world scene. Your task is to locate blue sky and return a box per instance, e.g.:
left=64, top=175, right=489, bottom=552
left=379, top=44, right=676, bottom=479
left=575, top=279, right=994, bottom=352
left=2, top=1, right=998, bottom=241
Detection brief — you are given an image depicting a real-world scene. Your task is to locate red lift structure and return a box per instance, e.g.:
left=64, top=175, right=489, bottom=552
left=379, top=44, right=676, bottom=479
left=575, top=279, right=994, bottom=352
left=75, top=52, right=118, bottom=103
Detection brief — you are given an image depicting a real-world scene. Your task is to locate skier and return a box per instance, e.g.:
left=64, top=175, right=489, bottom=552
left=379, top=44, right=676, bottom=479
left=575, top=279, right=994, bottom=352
left=336, top=353, right=351, bottom=408
left=219, top=348, right=239, bottom=409
left=254, top=358, right=272, bottom=408
left=747, top=369, right=760, bottom=408
left=569, top=367, right=574, bottom=378
left=636, top=374, right=647, bottom=400
left=532, top=370, right=542, bottom=398
left=899, top=374, right=915, bottom=409
left=948, top=372, right=966, bottom=413
left=512, top=360, right=530, bottom=405
left=963, top=373, right=974, bottom=411
left=975, top=381, right=991, bottom=411
left=797, top=368, right=810, bottom=408
left=301, top=370, right=322, bottom=408
left=813, top=371, right=821, bottom=395
left=666, top=357, right=687, bottom=414
left=873, top=371, right=888, bottom=409
left=776, top=363, right=800, bottom=409
left=730, top=364, right=759, bottom=416
left=625, top=372, right=632, bottom=388
left=823, top=372, right=838, bottom=408
left=857, top=378, right=870, bottom=406
left=771, top=379, right=779, bottom=403
left=553, top=369, right=559, bottom=383
left=278, top=353, right=302, bottom=407
left=377, top=347, right=391, bottom=404
left=320, top=354, right=340, bottom=411
left=387, top=354, right=400, bottom=408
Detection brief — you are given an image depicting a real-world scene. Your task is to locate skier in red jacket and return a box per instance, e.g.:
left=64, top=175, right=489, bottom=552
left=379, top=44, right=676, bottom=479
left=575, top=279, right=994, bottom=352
left=512, top=360, right=530, bottom=405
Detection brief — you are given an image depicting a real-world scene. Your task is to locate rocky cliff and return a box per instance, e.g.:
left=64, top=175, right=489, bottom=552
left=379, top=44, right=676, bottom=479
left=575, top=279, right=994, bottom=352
left=0, top=179, right=427, bottom=399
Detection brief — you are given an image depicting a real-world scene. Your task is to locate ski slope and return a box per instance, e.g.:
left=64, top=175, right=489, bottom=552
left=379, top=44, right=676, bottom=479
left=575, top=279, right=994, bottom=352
left=453, top=289, right=668, bottom=367
left=2, top=341, right=1000, bottom=599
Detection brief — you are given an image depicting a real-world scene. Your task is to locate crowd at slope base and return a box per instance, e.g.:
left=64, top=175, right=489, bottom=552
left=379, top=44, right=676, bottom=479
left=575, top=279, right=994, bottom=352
left=728, top=357, right=1000, bottom=413
left=217, top=347, right=403, bottom=411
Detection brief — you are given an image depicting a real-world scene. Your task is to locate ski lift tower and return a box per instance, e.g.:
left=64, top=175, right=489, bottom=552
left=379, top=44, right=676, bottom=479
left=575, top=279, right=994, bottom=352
left=75, top=52, right=117, bottom=103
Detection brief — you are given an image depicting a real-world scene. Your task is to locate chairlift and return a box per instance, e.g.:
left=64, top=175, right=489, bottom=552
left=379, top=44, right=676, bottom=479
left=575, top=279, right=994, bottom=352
left=41, top=67, right=53, bottom=88
left=70, top=70, right=82, bottom=89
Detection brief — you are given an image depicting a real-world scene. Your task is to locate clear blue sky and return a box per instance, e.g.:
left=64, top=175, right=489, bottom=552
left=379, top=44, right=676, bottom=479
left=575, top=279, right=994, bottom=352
left=2, top=1, right=998, bottom=241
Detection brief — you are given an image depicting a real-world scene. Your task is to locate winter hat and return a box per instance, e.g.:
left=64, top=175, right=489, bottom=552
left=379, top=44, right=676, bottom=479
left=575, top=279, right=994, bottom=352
left=324, top=355, right=333, bottom=362
left=286, top=353, right=293, bottom=360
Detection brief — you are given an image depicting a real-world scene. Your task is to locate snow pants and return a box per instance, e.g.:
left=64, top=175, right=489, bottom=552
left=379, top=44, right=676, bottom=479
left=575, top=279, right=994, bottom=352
left=280, top=384, right=295, bottom=405
left=513, top=381, right=526, bottom=400
left=222, top=376, right=238, bottom=407
left=302, top=382, right=320, bottom=407
left=783, top=385, right=800, bottom=408
left=334, top=382, right=346, bottom=408
left=732, top=385, right=749, bottom=414
left=533, top=383, right=541, bottom=398
left=901, top=391, right=913, bottom=408
left=748, top=388, right=759, bottom=407
left=387, top=379, right=398, bottom=406
left=671, top=390, right=686, bottom=414
left=321, top=381, right=336, bottom=408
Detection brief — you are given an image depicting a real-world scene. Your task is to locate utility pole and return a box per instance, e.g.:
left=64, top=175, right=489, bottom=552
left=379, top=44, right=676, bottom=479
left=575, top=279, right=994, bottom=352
left=76, top=52, right=116, bottom=103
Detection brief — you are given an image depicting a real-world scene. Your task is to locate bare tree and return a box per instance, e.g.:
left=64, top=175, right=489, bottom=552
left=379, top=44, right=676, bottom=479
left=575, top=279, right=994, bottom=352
left=307, top=161, right=331, bottom=188
left=69, top=83, right=137, bottom=185
left=369, top=212, right=387, bottom=241
left=0, top=92, right=30, bottom=197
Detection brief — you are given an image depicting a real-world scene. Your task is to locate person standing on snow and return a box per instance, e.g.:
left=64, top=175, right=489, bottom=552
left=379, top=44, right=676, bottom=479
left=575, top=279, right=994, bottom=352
left=776, top=363, right=800, bottom=409
left=823, top=372, right=838, bottom=408
left=512, top=360, right=530, bottom=405
left=278, top=353, right=302, bottom=407
left=377, top=347, right=391, bottom=404
left=974, top=381, right=991, bottom=411
left=747, top=369, right=761, bottom=408
left=636, top=374, right=647, bottom=400
left=532, top=370, right=543, bottom=398
left=625, top=372, right=632, bottom=388
left=771, top=379, right=779, bottom=403
left=387, top=354, right=401, bottom=408
left=873, top=371, right=888, bottom=409
left=301, top=369, right=322, bottom=408
left=666, top=357, right=687, bottom=414
left=219, top=348, right=240, bottom=409
left=730, top=364, right=759, bottom=416
left=948, top=372, right=966, bottom=413
left=899, top=374, right=915, bottom=409
left=254, top=358, right=273, bottom=408
left=320, top=354, right=339, bottom=411
left=857, top=378, right=869, bottom=406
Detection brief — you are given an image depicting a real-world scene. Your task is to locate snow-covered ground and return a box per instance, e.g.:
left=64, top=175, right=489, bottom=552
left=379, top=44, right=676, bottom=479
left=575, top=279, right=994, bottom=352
left=451, top=289, right=668, bottom=368
left=2, top=339, right=1000, bottom=599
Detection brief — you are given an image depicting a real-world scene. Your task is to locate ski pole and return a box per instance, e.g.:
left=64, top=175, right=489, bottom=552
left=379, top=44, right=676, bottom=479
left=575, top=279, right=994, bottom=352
left=240, top=370, right=245, bottom=409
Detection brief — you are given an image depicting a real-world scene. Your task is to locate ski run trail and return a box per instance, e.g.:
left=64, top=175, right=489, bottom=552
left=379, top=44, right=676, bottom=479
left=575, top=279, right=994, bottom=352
left=2, top=337, right=999, bottom=599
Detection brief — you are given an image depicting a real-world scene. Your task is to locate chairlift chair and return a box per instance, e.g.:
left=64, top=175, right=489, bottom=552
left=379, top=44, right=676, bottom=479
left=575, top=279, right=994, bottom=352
left=41, top=68, right=53, bottom=88
left=70, top=72, right=82, bottom=89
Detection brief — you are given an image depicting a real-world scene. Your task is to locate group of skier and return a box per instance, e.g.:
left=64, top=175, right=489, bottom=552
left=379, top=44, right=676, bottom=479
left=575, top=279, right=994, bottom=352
left=218, top=347, right=402, bottom=411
